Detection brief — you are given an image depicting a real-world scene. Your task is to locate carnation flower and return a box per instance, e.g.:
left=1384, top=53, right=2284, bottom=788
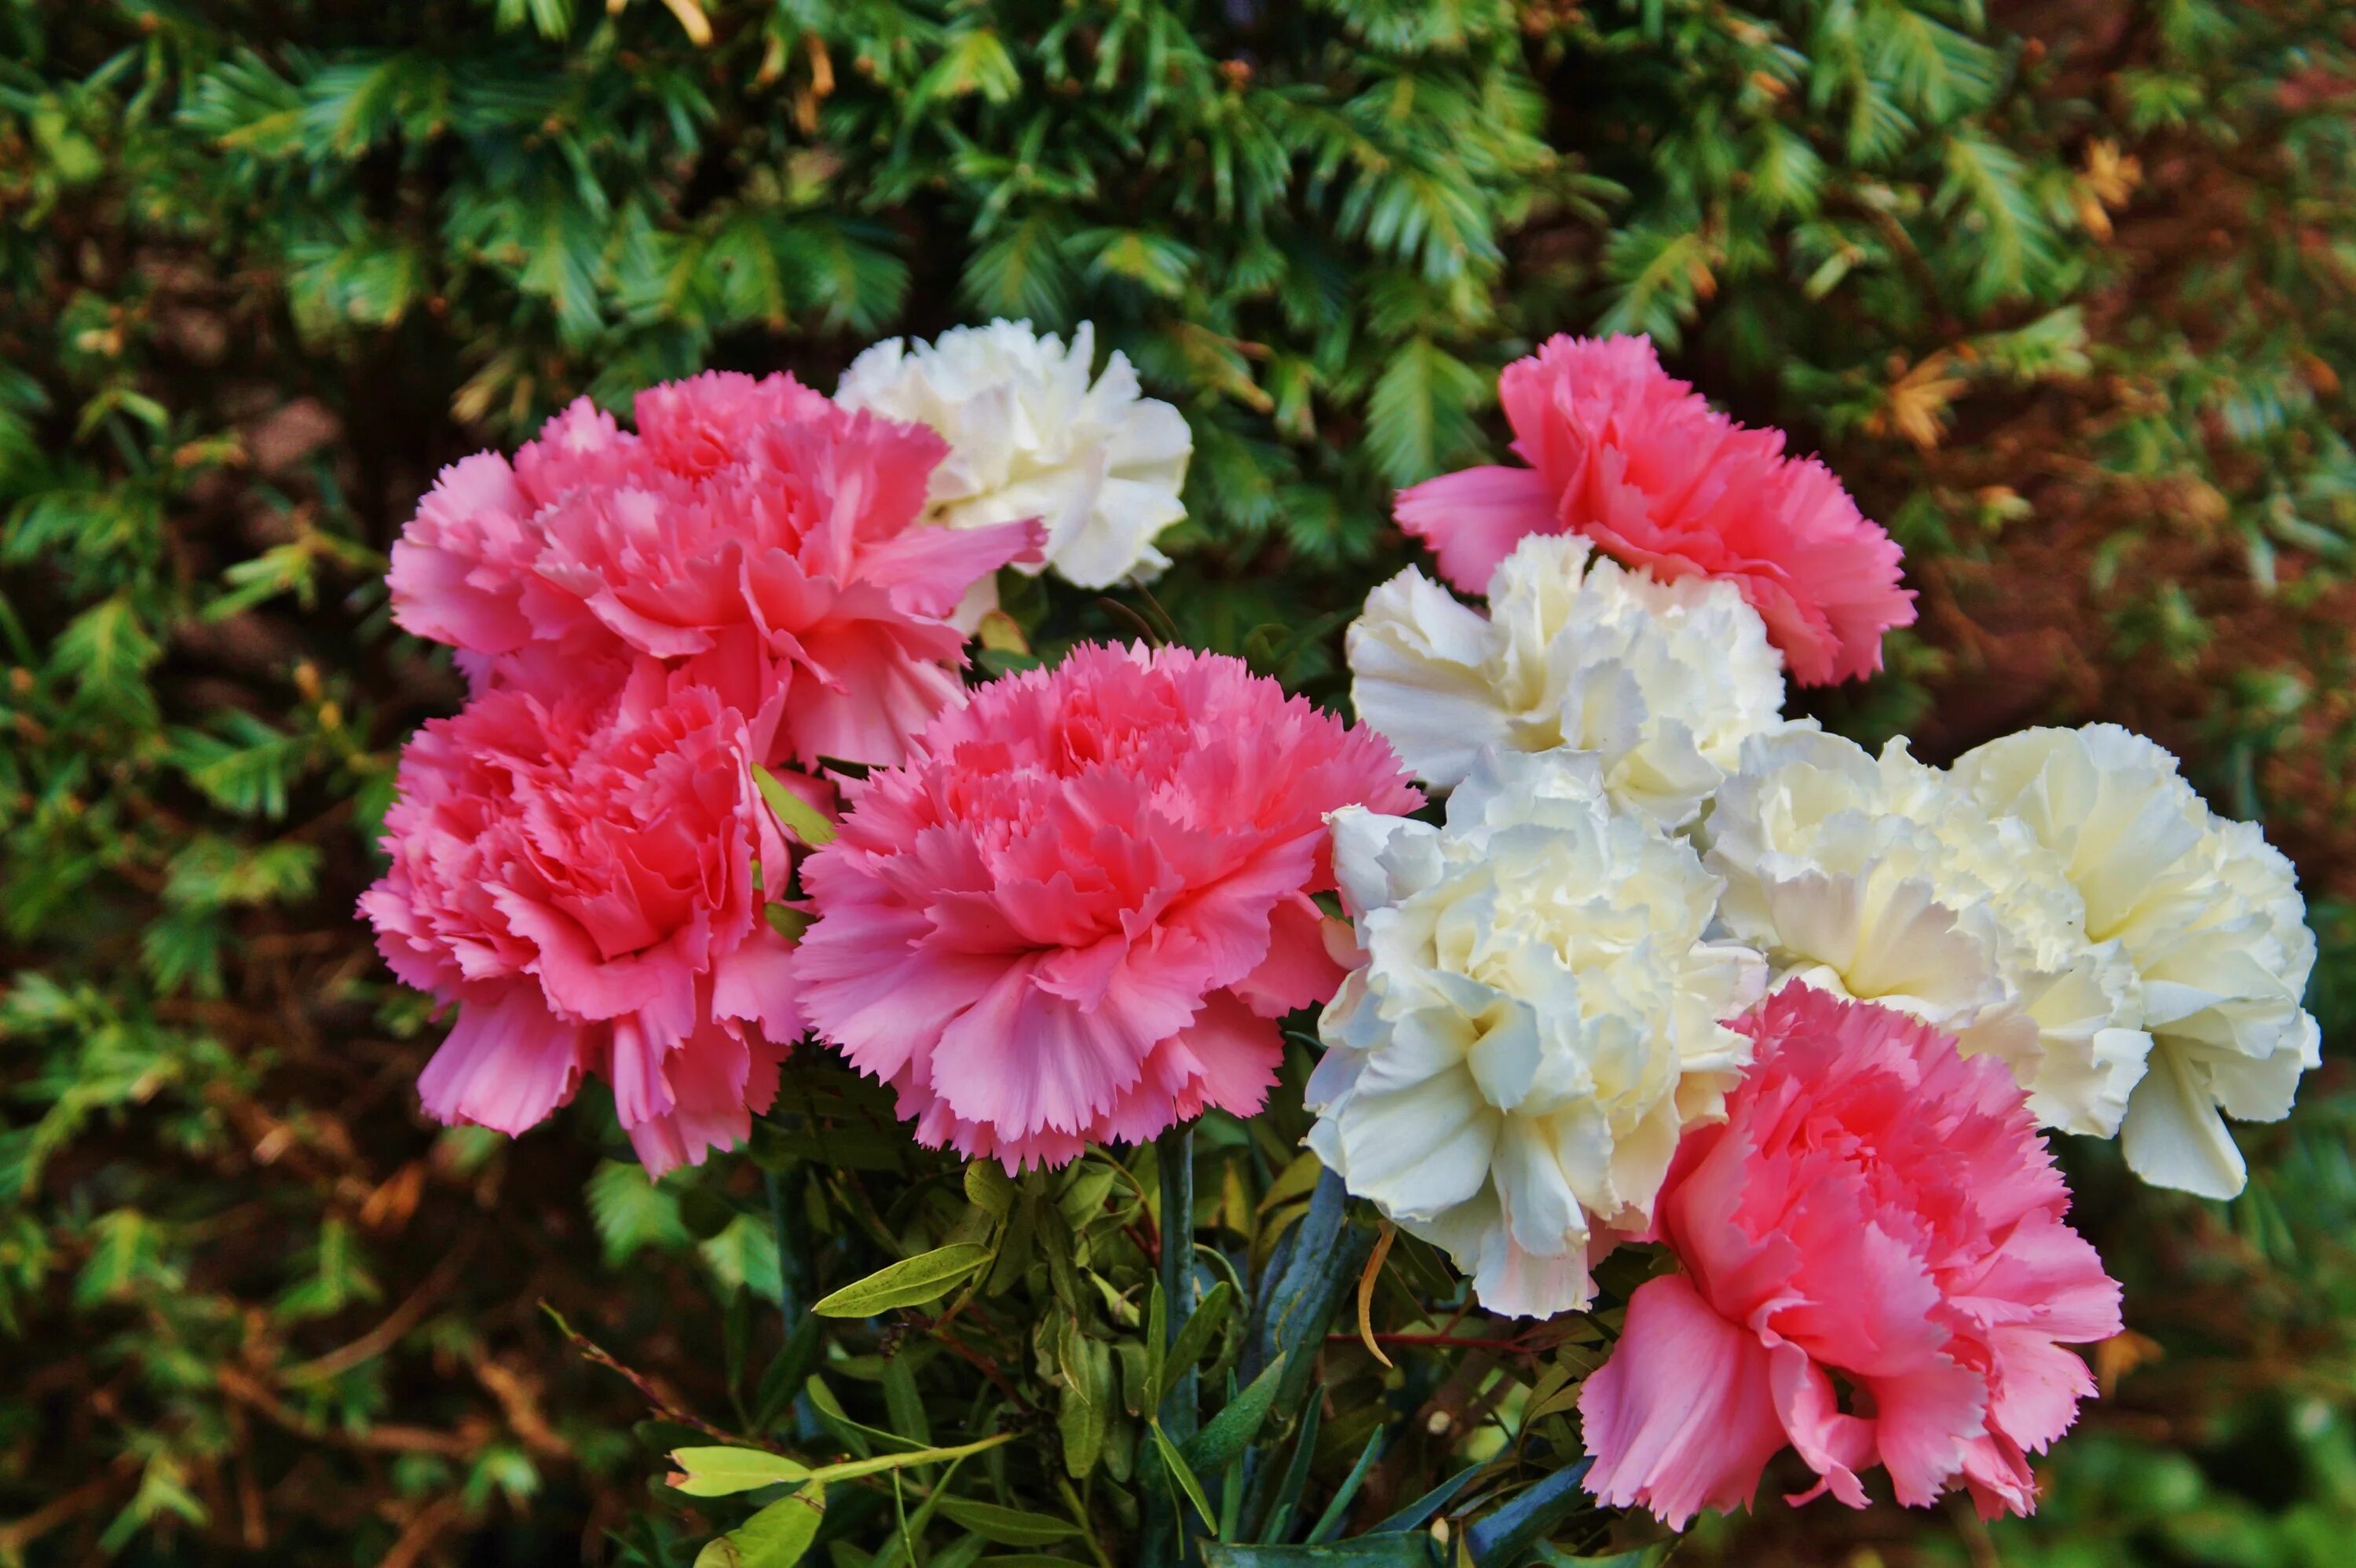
left=1581, top=985, right=2123, bottom=1527
left=1348, top=532, right=1789, bottom=828
left=836, top=320, right=1192, bottom=591
left=1702, top=728, right=2153, bottom=1139
left=360, top=649, right=803, bottom=1175
left=1307, top=747, right=1765, bottom=1318
left=390, top=371, right=1041, bottom=769
left=1952, top=726, right=2321, bottom=1199
left=1392, top=334, right=1913, bottom=685
left=794, top=642, right=1419, bottom=1170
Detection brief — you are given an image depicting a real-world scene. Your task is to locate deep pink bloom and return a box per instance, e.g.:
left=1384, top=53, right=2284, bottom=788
left=390, top=371, right=1041, bottom=768
left=1580, top=985, right=2120, bottom=1527
left=1394, top=334, right=1914, bottom=685
left=360, top=647, right=806, bottom=1175
left=795, top=643, right=1422, bottom=1169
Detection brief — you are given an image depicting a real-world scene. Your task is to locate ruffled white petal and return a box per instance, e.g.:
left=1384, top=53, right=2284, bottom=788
left=1347, top=534, right=1791, bottom=828
left=1955, top=726, right=2320, bottom=1197
left=836, top=319, right=1191, bottom=590
left=1705, top=729, right=2154, bottom=1140
left=1309, top=747, right=1765, bottom=1318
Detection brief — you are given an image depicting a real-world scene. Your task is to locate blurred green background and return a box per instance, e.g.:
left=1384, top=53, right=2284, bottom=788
left=3, top=1, right=2353, bottom=1563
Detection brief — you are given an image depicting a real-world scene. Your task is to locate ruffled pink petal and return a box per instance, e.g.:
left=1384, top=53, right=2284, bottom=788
left=416, top=985, right=587, bottom=1135
left=858, top=516, right=1044, bottom=619
left=1861, top=1357, right=1991, bottom=1508
left=1228, top=893, right=1344, bottom=1018
left=1390, top=465, right=1558, bottom=597
left=387, top=452, right=544, bottom=656
left=1626, top=987, right=2124, bottom=1526
left=1400, top=335, right=1914, bottom=684
left=798, top=642, right=1418, bottom=1165
left=927, top=958, right=1156, bottom=1139
left=712, top=925, right=803, bottom=1044
left=1582, top=1274, right=1789, bottom=1530
left=621, top=1018, right=792, bottom=1178
left=1767, top=1341, right=1875, bottom=1509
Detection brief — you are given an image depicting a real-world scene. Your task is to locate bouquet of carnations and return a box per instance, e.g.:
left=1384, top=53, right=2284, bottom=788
left=364, top=323, right=2320, bottom=1566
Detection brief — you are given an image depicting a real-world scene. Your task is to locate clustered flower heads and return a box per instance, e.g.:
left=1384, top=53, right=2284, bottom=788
left=371, top=369, right=1041, bottom=1172
left=390, top=371, right=1041, bottom=769
left=1702, top=727, right=2156, bottom=1139
left=364, top=325, right=2323, bottom=1541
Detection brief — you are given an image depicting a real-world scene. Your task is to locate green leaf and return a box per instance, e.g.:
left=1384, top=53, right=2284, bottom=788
left=1148, top=1420, right=1216, bottom=1531
left=694, top=1478, right=827, bottom=1568
left=809, top=1432, right=1015, bottom=1482
left=933, top=1498, right=1085, bottom=1547
left=752, top=765, right=837, bottom=848
left=1055, top=1321, right=1113, bottom=1478
left=1363, top=338, right=1488, bottom=486
left=812, top=1244, right=990, bottom=1317
left=587, top=1160, right=689, bottom=1266
left=880, top=1354, right=931, bottom=1446
left=1180, top=1352, right=1283, bottom=1472
left=1157, top=1280, right=1236, bottom=1407
left=1201, top=1542, right=1440, bottom=1567
left=914, top=27, right=1023, bottom=108
left=1369, top=1461, right=1482, bottom=1535
left=668, top=1447, right=814, bottom=1497
left=1304, top=1431, right=1384, bottom=1544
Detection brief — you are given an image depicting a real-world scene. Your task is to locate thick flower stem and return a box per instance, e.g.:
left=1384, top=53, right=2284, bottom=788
left=1141, top=1124, right=1200, bottom=1567
left=1158, top=1123, right=1198, bottom=1434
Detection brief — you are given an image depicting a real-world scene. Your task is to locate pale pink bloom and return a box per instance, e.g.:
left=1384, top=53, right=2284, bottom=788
left=795, top=643, right=1421, bottom=1169
left=1581, top=985, right=2120, bottom=1527
left=390, top=371, right=1041, bottom=768
left=360, top=647, right=805, bottom=1175
left=1394, top=335, right=1913, bottom=685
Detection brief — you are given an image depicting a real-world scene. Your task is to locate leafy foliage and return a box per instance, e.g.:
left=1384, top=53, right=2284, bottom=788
left=2, top=0, right=2352, bottom=1563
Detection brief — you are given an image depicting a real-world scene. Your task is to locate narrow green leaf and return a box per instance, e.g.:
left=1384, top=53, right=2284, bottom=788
left=1180, top=1352, right=1284, bottom=1473
left=934, top=1497, right=1085, bottom=1546
left=1201, top=1541, right=1440, bottom=1567
left=668, top=1446, right=814, bottom=1497
left=752, top=764, right=837, bottom=848
left=1160, top=1281, right=1236, bottom=1405
left=812, top=1244, right=990, bottom=1316
left=1149, top=1421, right=1216, bottom=1531
left=1368, top=1461, right=1482, bottom=1535
left=693, top=1478, right=827, bottom=1568
left=1304, top=1431, right=1384, bottom=1544
left=806, top=1431, right=1016, bottom=1484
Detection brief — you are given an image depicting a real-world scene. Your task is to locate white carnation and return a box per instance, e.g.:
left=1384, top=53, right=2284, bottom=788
left=1954, top=726, right=2321, bottom=1199
left=1308, top=747, right=1765, bottom=1318
left=1703, top=729, right=2153, bottom=1139
left=836, top=319, right=1191, bottom=590
left=1347, top=534, right=1790, bottom=828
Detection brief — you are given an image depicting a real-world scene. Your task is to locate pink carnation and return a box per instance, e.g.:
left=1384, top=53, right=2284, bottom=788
left=390, top=371, right=1041, bottom=768
left=795, top=643, right=1421, bottom=1169
left=1394, top=334, right=1914, bottom=685
left=1580, top=985, right=2120, bottom=1528
left=360, top=647, right=805, bottom=1175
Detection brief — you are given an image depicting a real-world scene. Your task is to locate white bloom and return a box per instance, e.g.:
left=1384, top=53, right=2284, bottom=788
left=1954, top=726, right=2320, bottom=1199
left=1347, top=535, right=1790, bottom=828
left=1703, top=729, right=2153, bottom=1139
left=1308, top=747, right=1765, bottom=1318
left=836, top=319, right=1191, bottom=591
